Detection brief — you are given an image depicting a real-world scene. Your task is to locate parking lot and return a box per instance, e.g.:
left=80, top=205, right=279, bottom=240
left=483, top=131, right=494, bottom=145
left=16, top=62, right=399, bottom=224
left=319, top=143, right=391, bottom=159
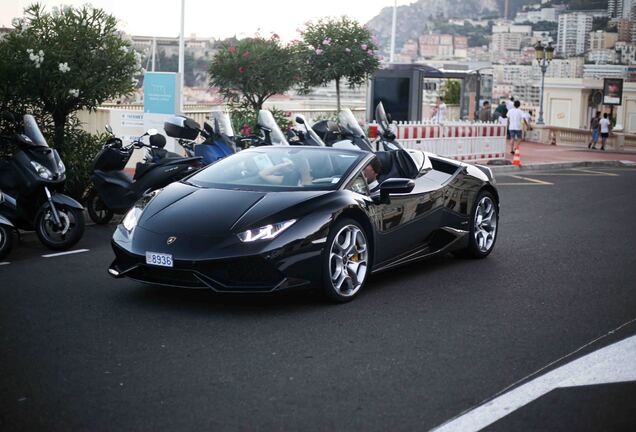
left=2, top=166, right=636, bottom=431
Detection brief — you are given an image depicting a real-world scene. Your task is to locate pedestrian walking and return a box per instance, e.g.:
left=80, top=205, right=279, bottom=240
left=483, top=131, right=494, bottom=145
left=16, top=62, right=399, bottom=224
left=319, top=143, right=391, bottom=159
left=478, top=101, right=492, bottom=122
left=434, top=96, right=447, bottom=123
left=588, top=112, right=601, bottom=149
left=599, top=113, right=612, bottom=151
left=506, top=96, right=515, bottom=112
left=522, top=110, right=533, bottom=142
left=506, top=100, right=526, bottom=154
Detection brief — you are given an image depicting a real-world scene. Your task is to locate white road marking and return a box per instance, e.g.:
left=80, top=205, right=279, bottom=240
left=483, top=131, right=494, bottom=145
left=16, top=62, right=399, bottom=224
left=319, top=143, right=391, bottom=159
left=521, top=169, right=618, bottom=177
left=0, top=261, right=10, bottom=266
left=41, top=249, right=89, bottom=258
left=432, top=320, right=636, bottom=432
left=496, top=175, right=553, bottom=186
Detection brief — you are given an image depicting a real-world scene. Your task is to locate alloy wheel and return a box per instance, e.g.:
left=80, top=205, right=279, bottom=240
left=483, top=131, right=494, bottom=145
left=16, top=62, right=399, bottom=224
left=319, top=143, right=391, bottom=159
left=474, top=196, right=497, bottom=253
left=329, top=224, right=368, bottom=297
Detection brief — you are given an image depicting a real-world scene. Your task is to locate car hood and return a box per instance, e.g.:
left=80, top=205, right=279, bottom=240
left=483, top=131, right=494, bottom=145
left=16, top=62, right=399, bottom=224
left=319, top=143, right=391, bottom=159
left=138, top=182, right=330, bottom=236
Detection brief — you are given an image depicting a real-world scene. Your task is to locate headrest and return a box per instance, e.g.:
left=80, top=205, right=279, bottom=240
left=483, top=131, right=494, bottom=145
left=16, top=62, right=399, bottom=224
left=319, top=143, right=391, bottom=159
left=149, top=134, right=167, bottom=148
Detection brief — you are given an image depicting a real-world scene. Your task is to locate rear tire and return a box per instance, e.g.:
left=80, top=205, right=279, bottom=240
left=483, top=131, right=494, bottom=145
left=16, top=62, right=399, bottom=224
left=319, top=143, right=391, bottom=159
left=86, top=189, right=113, bottom=225
left=0, top=224, right=13, bottom=261
left=322, top=218, right=370, bottom=303
left=35, top=204, right=85, bottom=251
left=457, top=190, right=498, bottom=259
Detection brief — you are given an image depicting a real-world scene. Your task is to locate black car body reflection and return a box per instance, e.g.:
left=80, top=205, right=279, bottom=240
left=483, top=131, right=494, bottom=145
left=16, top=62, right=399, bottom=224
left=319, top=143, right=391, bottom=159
left=109, top=146, right=499, bottom=301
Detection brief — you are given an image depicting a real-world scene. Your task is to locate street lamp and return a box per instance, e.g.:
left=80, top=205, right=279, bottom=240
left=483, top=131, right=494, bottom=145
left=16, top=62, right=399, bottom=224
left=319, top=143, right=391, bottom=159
left=534, top=41, right=554, bottom=125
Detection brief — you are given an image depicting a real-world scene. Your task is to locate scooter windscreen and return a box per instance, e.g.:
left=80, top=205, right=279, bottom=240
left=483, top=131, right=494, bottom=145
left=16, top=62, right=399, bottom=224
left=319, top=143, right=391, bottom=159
left=338, top=109, right=365, bottom=138
left=257, top=110, right=289, bottom=146
left=375, top=102, right=390, bottom=134
left=338, top=109, right=373, bottom=152
left=210, top=111, right=235, bottom=137
left=23, top=115, right=48, bottom=147
left=296, top=114, right=326, bottom=146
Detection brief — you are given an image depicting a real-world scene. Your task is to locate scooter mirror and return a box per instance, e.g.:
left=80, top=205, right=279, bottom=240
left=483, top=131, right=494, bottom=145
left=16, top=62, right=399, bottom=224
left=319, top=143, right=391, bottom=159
left=295, top=115, right=305, bottom=125
left=147, top=128, right=158, bottom=136
left=105, top=124, right=113, bottom=134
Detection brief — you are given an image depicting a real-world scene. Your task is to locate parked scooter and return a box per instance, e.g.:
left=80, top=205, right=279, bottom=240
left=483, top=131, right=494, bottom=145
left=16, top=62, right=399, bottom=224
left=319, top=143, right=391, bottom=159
left=288, top=114, right=327, bottom=146
left=164, top=111, right=236, bottom=165
left=373, top=101, right=404, bottom=151
left=85, top=127, right=202, bottom=224
left=0, top=192, right=14, bottom=260
left=0, top=112, right=85, bottom=251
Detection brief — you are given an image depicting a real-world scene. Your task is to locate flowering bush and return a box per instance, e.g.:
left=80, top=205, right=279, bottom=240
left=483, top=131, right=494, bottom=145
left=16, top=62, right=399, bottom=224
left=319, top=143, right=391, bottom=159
left=0, top=4, right=139, bottom=156
left=298, top=17, right=380, bottom=111
left=209, top=35, right=300, bottom=112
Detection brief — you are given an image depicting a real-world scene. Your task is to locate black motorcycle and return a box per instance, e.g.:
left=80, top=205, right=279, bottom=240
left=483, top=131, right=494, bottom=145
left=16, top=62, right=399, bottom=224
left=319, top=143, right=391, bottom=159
left=0, top=113, right=85, bottom=251
left=85, top=127, right=202, bottom=224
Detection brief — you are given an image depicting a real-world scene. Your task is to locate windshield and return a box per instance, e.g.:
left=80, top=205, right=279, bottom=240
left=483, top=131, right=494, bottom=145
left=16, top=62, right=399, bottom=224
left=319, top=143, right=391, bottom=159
left=23, top=114, right=48, bottom=147
left=210, top=110, right=234, bottom=137
left=338, top=109, right=365, bottom=138
left=375, top=102, right=390, bottom=132
left=188, top=147, right=364, bottom=191
left=258, top=110, right=288, bottom=145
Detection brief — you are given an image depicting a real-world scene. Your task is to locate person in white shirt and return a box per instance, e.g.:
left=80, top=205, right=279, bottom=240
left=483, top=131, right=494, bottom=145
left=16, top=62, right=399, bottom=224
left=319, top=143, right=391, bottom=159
left=506, top=100, right=527, bottom=154
left=599, top=113, right=612, bottom=151
left=435, top=96, right=446, bottom=123
left=506, top=96, right=515, bottom=112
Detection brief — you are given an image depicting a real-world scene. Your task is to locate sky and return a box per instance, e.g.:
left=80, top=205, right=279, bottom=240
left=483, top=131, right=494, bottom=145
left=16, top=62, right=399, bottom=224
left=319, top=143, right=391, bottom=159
left=0, top=0, right=406, bottom=41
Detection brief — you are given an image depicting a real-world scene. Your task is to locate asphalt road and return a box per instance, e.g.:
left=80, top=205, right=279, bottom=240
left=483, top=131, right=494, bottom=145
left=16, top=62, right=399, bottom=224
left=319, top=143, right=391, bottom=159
left=1, top=166, right=636, bottom=431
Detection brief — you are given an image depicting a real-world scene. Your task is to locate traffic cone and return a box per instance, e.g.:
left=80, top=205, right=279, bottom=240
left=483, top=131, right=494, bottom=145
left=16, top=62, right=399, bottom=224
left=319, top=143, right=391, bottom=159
left=512, top=147, right=521, bottom=166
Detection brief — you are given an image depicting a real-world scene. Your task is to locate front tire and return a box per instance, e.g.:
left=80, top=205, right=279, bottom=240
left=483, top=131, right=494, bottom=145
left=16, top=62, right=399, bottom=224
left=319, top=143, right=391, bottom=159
left=35, top=204, right=85, bottom=251
left=458, top=191, right=499, bottom=258
left=322, top=218, right=370, bottom=302
left=86, top=189, right=113, bottom=224
left=0, top=224, right=13, bottom=261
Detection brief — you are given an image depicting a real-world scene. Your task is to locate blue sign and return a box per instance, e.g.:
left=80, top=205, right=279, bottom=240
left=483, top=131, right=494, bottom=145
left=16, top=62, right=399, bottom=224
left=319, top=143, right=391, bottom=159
left=144, top=72, right=178, bottom=114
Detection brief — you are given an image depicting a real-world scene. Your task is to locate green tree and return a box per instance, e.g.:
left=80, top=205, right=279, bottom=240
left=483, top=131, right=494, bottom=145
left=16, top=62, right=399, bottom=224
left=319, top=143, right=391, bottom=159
left=442, top=80, right=461, bottom=105
left=208, top=35, right=299, bottom=112
left=299, top=17, right=380, bottom=112
left=0, top=4, right=139, bottom=157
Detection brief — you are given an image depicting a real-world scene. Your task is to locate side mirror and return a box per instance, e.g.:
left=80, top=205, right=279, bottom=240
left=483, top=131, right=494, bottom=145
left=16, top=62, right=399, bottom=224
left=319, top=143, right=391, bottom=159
left=379, top=178, right=414, bottom=203
left=295, top=115, right=305, bottom=125
left=147, top=128, right=158, bottom=136
left=105, top=124, right=113, bottom=134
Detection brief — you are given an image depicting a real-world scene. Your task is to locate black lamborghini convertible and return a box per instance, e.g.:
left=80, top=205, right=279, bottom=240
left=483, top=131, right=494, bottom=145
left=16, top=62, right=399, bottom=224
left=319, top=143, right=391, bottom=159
left=108, top=145, right=499, bottom=302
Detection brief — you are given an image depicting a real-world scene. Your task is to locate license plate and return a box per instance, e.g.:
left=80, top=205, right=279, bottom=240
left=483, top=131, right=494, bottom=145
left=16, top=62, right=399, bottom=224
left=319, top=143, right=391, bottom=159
left=145, top=252, right=173, bottom=268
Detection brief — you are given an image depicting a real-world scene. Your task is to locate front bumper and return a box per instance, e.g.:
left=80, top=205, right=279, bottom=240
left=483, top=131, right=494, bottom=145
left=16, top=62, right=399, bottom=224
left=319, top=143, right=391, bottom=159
left=108, top=226, right=324, bottom=293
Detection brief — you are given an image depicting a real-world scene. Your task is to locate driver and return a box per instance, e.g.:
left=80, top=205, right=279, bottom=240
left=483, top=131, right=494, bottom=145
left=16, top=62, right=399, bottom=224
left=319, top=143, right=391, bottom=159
left=259, top=156, right=313, bottom=186
left=362, top=158, right=382, bottom=192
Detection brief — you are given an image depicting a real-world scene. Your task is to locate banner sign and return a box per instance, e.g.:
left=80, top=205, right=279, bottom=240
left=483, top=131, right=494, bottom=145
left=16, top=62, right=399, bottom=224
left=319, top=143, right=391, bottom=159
left=143, top=72, right=178, bottom=114
left=603, top=78, right=623, bottom=106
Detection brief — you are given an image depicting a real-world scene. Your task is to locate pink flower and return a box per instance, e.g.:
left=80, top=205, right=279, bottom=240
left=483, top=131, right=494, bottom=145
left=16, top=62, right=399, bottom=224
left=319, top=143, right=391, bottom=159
left=322, top=38, right=331, bottom=45
left=239, top=66, right=245, bottom=73
left=272, top=33, right=280, bottom=40
left=360, top=44, right=368, bottom=50
left=315, top=48, right=323, bottom=55
left=345, top=47, right=351, bottom=53
left=367, top=49, right=374, bottom=55
left=242, top=51, right=250, bottom=58
left=228, top=47, right=236, bottom=52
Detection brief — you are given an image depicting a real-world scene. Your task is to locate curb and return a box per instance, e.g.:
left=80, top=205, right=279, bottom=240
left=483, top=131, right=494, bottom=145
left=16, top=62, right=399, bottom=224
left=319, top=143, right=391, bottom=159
left=489, top=160, right=635, bottom=174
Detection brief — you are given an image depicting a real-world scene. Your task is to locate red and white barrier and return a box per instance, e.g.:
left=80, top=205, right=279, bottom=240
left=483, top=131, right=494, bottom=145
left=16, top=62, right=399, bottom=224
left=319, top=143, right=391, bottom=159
left=386, top=121, right=507, bottom=161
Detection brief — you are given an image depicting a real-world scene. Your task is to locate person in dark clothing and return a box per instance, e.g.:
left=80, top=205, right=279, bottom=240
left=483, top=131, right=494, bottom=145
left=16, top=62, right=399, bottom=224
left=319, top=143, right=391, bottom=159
left=588, top=112, right=601, bottom=149
left=362, top=157, right=382, bottom=192
left=478, top=101, right=493, bottom=122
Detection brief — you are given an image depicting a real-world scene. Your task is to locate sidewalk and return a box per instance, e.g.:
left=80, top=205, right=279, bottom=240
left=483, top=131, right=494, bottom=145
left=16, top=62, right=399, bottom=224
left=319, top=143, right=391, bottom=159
left=487, top=141, right=636, bottom=167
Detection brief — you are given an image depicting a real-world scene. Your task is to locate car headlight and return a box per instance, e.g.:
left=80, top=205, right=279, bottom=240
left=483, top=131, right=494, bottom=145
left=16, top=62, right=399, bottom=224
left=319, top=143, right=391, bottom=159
left=30, top=161, right=53, bottom=180
left=122, top=207, right=142, bottom=232
left=57, top=159, right=66, bottom=174
left=122, top=189, right=162, bottom=232
left=237, top=219, right=296, bottom=242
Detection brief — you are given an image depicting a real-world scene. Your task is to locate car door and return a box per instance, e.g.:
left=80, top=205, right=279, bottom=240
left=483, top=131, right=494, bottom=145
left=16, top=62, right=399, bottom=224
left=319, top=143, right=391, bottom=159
left=372, top=174, right=444, bottom=265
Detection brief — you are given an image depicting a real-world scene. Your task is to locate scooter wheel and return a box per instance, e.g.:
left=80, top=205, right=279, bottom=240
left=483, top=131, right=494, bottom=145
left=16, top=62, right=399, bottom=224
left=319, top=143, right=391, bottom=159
left=86, top=189, right=113, bottom=225
left=0, top=224, right=13, bottom=261
left=35, top=204, right=85, bottom=251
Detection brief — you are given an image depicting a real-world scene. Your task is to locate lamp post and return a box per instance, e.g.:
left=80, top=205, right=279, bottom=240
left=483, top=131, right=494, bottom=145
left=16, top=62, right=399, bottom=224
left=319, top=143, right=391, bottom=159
left=534, top=41, right=554, bottom=125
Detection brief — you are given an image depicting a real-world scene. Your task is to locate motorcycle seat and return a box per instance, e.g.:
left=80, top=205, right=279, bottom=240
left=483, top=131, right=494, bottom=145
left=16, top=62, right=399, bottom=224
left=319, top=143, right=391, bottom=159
left=94, top=170, right=133, bottom=189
